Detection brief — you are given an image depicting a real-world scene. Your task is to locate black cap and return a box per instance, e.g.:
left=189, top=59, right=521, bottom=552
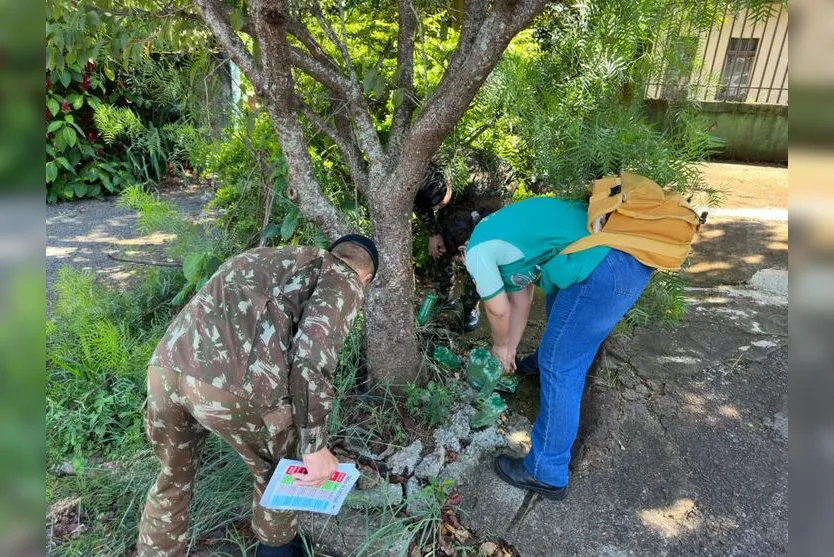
left=329, top=234, right=379, bottom=280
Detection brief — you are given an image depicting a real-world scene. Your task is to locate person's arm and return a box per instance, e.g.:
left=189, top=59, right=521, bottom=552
left=484, top=293, right=514, bottom=371
left=287, top=261, right=363, bottom=458
left=507, top=285, right=535, bottom=355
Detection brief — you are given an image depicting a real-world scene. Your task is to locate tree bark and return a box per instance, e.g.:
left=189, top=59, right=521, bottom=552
left=363, top=195, right=421, bottom=387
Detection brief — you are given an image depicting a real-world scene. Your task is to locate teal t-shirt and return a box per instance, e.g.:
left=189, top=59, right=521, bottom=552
left=464, top=197, right=610, bottom=300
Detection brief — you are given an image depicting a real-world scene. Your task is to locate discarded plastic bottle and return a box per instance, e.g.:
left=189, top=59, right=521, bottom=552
left=496, top=374, right=519, bottom=394
left=433, top=346, right=462, bottom=370
left=467, top=348, right=503, bottom=397
left=416, top=292, right=439, bottom=325
left=470, top=392, right=507, bottom=428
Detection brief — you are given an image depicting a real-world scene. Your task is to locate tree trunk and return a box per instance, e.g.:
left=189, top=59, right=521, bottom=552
left=363, top=168, right=422, bottom=386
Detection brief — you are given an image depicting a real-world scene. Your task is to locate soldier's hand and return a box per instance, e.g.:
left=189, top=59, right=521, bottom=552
left=293, top=447, right=339, bottom=487
left=428, top=234, right=446, bottom=258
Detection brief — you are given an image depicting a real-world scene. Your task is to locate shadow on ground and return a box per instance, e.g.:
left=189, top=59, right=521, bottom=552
left=685, top=216, right=787, bottom=287
left=459, top=284, right=788, bottom=555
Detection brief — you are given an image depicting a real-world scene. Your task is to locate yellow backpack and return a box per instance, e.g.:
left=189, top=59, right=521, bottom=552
left=561, top=172, right=707, bottom=271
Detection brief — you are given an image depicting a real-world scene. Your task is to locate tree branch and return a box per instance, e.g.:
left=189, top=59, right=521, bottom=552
left=388, top=0, right=418, bottom=155
left=193, top=0, right=266, bottom=93
left=288, top=46, right=354, bottom=98
left=285, top=15, right=344, bottom=77
left=296, top=97, right=369, bottom=193
left=247, top=0, right=354, bottom=239
left=405, top=0, right=548, bottom=158
left=447, top=0, right=490, bottom=75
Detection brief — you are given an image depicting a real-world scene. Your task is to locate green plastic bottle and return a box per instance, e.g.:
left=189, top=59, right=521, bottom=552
left=466, top=348, right=503, bottom=397
left=432, top=346, right=462, bottom=370
left=416, top=292, right=439, bottom=325
left=470, top=392, right=507, bottom=428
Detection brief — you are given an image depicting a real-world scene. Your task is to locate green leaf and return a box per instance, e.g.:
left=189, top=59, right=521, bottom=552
left=47, top=120, right=64, bottom=134
left=362, top=69, right=379, bottom=94
left=373, top=75, right=385, bottom=97
left=72, top=96, right=84, bottom=110
left=171, top=283, right=193, bottom=305
left=281, top=211, right=300, bottom=241
left=47, top=98, right=60, bottom=117
left=103, top=65, right=115, bottom=81
left=261, top=223, right=282, bottom=240
left=204, top=256, right=222, bottom=278
left=230, top=9, right=245, bottom=31
left=56, top=157, right=74, bottom=173
left=62, top=127, right=76, bottom=147
left=46, top=162, right=58, bottom=183
left=392, top=89, right=404, bottom=107
left=86, top=10, right=100, bottom=27
left=73, top=182, right=88, bottom=198
left=312, top=231, right=329, bottom=249
left=64, top=114, right=74, bottom=124
left=182, top=253, right=207, bottom=283
left=59, top=70, right=71, bottom=88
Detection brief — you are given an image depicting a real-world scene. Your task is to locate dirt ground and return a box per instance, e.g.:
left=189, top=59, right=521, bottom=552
left=698, top=161, right=787, bottom=209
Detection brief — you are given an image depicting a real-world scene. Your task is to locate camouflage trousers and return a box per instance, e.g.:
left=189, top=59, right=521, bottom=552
left=138, top=366, right=298, bottom=556
left=430, top=251, right=479, bottom=312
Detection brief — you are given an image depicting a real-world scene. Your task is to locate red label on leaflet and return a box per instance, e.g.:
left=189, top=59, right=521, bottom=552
left=287, top=465, right=308, bottom=475
left=330, top=471, right=346, bottom=482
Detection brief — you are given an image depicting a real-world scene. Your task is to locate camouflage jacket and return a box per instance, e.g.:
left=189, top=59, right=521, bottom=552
left=150, top=246, right=365, bottom=455
left=414, top=149, right=517, bottom=236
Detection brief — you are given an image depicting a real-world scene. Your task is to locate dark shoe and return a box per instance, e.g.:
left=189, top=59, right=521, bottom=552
left=493, top=454, right=568, bottom=501
left=514, top=352, right=540, bottom=376
left=255, top=532, right=309, bottom=557
left=463, top=307, right=481, bottom=332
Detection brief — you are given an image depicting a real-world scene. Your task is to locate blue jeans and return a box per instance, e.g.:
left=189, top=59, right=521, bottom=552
left=524, top=249, right=653, bottom=487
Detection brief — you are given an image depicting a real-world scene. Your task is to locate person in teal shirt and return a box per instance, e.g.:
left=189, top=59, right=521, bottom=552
left=441, top=196, right=654, bottom=499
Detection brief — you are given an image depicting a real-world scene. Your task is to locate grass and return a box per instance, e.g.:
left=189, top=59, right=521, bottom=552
left=48, top=438, right=251, bottom=555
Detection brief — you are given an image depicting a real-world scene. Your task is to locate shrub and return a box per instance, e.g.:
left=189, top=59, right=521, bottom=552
left=46, top=267, right=181, bottom=467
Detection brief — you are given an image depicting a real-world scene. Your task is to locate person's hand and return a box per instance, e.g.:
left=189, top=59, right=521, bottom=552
left=293, top=447, right=338, bottom=487
left=491, top=345, right=516, bottom=374
left=428, top=235, right=446, bottom=259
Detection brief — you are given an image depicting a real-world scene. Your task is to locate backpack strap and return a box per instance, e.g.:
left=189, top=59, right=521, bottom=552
left=560, top=232, right=690, bottom=261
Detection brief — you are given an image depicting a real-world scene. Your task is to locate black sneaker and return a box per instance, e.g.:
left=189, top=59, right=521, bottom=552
left=463, top=307, right=481, bottom=332
left=514, top=352, right=540, bottom=376
left=493, top=454, right=568, bottom=500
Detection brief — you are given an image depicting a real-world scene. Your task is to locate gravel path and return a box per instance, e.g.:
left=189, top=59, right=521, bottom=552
left=46, top=184, right=215, bottom=310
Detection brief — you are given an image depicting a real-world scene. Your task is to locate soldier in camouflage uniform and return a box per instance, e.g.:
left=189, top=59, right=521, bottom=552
left=137, top=235, right=378, bottom=557
left=413, top=148, right=517, bottom=331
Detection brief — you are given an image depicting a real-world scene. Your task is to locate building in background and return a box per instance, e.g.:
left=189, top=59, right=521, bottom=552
left=647, top=2, right=788, bottom=105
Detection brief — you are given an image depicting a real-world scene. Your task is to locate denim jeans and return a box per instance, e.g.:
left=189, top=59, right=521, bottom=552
left=524, top=249, right=653, bottom=487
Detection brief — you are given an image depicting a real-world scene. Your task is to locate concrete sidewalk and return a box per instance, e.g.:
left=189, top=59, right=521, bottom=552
left=456, top=162, right=788, bottom=555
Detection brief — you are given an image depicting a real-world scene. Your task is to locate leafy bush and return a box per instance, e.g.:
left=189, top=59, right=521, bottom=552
left=405, top=380, right=457, bottom=428
left=46, top=267, right=181, bottom=467
left=46, top=1, right=219, bottom=202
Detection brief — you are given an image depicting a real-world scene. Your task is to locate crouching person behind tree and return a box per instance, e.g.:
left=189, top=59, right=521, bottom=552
left=137, top=235, right=378, bottom=557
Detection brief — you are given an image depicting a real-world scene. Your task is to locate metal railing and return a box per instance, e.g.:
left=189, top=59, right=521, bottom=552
left=645, top=2, right=788, bottom=105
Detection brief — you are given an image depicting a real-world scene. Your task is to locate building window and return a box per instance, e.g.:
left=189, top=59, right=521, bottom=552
left=716, top=38, right=759, bottom=102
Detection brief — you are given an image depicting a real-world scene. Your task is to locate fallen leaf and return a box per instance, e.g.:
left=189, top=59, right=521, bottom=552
left=448, top=525, right=471, bottom=543
left=479, top=541, right=498, bottom=555
left=439, top=535, right=456, bottom=556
